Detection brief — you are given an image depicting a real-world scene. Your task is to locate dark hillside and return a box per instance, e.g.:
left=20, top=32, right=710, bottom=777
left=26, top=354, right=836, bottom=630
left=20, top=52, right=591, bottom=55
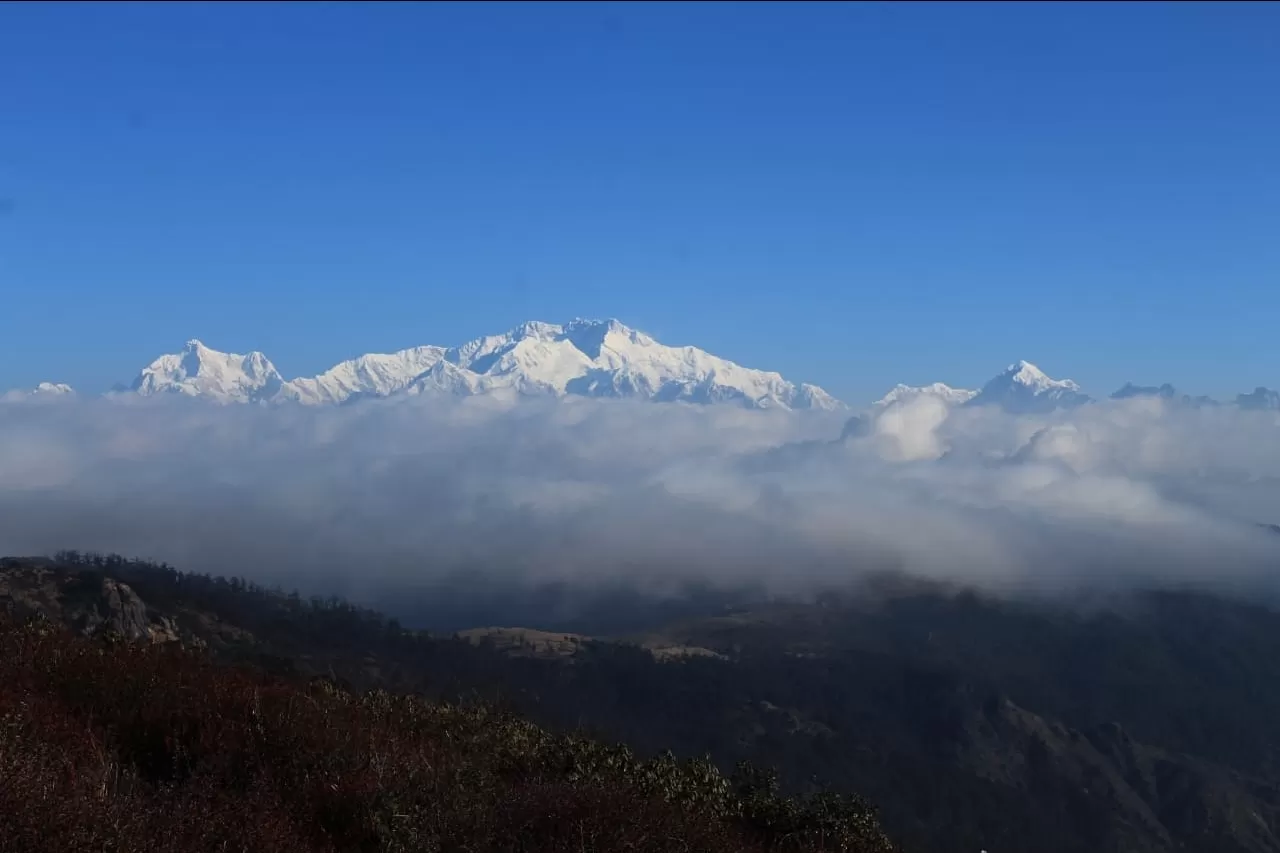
left=8, top=552, right=1280, bottom=852
left=0, top=612, right=893, bottom=853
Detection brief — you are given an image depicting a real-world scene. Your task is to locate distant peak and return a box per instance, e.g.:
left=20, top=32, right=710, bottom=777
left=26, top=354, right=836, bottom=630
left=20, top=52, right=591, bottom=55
left=968, top=359, right=1087, bottom=412
left=1237, top=386, right=1280, bottom=410
left=33, top=382, right=73, bottom=394
left=873, top=382, right=977, bottom=408
left=1005, top=360, right=1047, bottom=380
left=1111, top=382, right=1177, bottom=400
left=184, top=339, right=207, bottom=351
left=994, top=360, right=1081, bottom=392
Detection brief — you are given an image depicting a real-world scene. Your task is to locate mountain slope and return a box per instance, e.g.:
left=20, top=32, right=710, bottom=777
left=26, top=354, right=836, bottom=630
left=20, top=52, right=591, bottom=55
left=416, top=318, right=844, bottom=409
left=0, top=558, right=895, bottom=853
left=279, top=345, right=447, bottom=404
left=130, top=339, right=285, bottom=403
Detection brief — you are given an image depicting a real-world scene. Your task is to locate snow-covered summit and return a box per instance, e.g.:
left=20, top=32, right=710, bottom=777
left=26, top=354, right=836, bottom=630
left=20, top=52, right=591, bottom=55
left=131, top=339, right=284, bottom=403
left=419, top=318, right=844, bottom=410
left=861, top=362, right=1084, bottom=414
left=123, top=321, right=844, bottom=411
left=1, top=381, right=75, bottom=402
left=966, top=360, right=1091, bottom=413
left=1003, top=360, right=1082, bottom=394
left=873, top=382, right=977, bottom=408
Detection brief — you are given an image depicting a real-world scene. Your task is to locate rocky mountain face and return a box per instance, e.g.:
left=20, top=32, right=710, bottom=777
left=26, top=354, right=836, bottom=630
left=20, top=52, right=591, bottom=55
left=0, top=559, right=180, bottom=643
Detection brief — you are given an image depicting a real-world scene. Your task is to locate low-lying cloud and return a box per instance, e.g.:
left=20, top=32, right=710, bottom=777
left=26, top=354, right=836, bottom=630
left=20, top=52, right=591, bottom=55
left=1, top=392, right=1278, bottom=626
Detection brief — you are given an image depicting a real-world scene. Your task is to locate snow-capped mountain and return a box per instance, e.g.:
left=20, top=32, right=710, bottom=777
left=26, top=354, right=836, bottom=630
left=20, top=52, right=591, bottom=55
left=131, top=340, right=285, bottom=403
left=278, top=345, right=447, bottom=405
left=20, top=336, right=1277, bottom=416
left=1237, top=387, right=1280, bottom=411
left=411, top=319, right=842, bottom=409
left=125, top=320, right=845, bottom=411
left=840, top=364, right=1085, bottom=439
left=873, top=382, right=977, bottom=408
left=965, top=360, right=1091, bottom=414
left=0, top=382, right=75, bottom=402
left=855, top=363, right=1087, bottom=417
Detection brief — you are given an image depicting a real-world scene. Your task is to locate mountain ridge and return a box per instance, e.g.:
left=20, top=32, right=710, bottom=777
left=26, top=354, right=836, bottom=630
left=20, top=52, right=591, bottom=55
left=5, top=330, right=1277, bottom=413
left=115, top=319, right=847, bottom=411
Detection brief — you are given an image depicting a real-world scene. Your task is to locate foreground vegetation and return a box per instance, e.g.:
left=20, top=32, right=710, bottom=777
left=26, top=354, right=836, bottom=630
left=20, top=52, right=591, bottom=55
left=0, top=613, right=894, bottom=853
left=12, top=551, right=1280, bottom=851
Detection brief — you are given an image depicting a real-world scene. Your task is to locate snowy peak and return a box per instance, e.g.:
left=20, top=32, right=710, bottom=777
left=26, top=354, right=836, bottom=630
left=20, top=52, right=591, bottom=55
left=967, top=360, right=1090, bottom=413
left=425, top=318, right=843, bottom=410
left=131, top=340, right=285, bottom=403
left=1001, top=360, right=1081, bottom=393
left=1, top=382, right=75, bottom=402
left=874, top=382, right=977, bottom=408
left=120, top=320, right=843, bottom=411
left=445, top=321, right=596, bottom=392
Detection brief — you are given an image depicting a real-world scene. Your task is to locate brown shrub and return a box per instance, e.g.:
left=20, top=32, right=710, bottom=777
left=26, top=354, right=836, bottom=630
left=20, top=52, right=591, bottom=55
left=0, top=616, right=894, bottom=853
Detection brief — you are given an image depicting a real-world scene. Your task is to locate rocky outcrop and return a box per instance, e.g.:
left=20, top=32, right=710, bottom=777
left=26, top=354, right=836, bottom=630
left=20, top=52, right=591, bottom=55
left=0, top=559, right=181, bottom=644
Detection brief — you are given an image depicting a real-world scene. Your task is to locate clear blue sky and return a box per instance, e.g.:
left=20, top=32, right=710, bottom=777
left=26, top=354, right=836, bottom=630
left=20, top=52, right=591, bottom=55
left=1, top=2, right=1277, bottom=404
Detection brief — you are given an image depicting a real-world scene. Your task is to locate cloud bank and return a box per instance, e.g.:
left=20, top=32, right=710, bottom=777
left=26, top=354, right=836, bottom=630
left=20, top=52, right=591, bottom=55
left=1, top=392, right=1278, bottom=626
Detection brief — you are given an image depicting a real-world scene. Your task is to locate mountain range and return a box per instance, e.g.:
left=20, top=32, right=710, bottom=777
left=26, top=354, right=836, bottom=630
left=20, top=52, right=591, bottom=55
left=117, top=318, right=843, bottom=411
left=870, top=360, right=1278, bottom=413
left=3, top=319, right=1277, bottom=412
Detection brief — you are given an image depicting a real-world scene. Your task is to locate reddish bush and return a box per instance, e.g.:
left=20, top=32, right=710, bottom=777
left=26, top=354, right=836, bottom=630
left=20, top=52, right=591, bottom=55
left=0, top=616, right=894, bottom=852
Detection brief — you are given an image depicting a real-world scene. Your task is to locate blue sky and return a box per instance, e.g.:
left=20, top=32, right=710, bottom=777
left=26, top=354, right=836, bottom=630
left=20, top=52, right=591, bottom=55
left=1, top=2, right=1277, bottom=404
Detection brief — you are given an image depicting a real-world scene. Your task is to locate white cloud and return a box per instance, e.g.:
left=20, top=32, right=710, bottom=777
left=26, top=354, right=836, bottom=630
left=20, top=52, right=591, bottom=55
left=0, top=393, right=1277, bottom=612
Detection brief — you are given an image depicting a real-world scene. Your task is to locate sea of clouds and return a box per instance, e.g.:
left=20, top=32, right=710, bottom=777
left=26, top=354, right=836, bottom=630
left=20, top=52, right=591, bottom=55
left=1, top=391, right=1278, bottom=623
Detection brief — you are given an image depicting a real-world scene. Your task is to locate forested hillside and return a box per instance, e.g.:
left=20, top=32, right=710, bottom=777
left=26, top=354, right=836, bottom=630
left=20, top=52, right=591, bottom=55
left=0, top=596, right=892, bottom=851
left=7, top=553, right=1280, bottom=852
